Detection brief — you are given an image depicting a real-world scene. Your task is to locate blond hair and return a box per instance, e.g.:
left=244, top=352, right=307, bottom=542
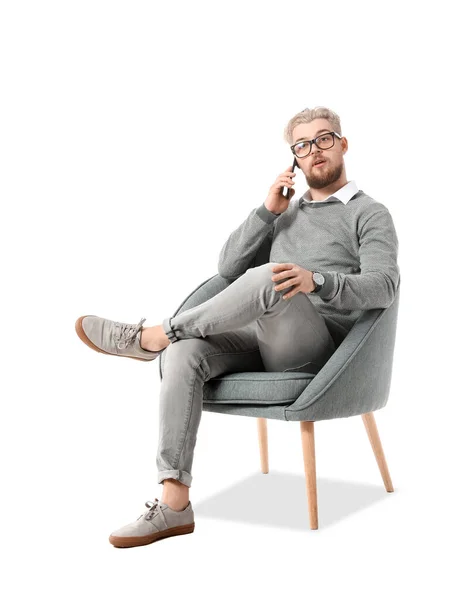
left=283, top=106, right=342, bottom=146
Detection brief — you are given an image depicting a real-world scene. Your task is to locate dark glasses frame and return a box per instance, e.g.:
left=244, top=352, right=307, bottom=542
left=290, top=131, right=342, bottom=158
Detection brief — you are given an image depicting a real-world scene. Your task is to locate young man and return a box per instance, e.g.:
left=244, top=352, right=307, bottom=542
left=75, top=105, right=400, bottom=548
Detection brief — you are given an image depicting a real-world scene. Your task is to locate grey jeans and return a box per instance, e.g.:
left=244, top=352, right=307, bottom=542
left=157, top=262, right=336, bottom=487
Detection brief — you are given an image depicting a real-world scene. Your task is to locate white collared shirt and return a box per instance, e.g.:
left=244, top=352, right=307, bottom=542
left=300, top=180, right=359, bottom=205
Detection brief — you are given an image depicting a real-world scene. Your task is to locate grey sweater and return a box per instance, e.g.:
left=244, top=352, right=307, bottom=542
left=218, top=189, right=400, bottom=346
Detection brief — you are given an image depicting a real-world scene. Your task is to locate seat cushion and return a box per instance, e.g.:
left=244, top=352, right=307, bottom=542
left=203, top=371, right=315, bottom=405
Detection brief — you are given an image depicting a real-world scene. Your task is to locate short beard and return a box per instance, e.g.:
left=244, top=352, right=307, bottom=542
left=305, top=160, right=343, bottom=190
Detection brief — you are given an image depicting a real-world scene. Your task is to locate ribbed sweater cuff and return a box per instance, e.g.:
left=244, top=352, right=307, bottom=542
left=316, top=272, right=336, bottom=299
left=256, top=203, right=281, bottom=224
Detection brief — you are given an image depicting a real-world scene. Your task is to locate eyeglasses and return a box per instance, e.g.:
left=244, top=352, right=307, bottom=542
left=290, top=131, right=342, bottom=158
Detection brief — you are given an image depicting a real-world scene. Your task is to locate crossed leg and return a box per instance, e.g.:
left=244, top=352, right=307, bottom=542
left=153, top=263, right=336, bottom=501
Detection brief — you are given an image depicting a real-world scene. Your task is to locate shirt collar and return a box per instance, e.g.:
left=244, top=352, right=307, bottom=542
left=299, top=180, right=359, bottom=206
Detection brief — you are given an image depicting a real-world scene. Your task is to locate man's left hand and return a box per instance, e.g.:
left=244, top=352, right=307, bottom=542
left=271, top=263, right=315, bottom=299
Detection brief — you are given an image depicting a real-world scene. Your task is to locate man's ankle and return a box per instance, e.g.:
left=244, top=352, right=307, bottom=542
left=140, top=325, right=169, bottom=352
left=140, top=326, right=159, bottom=352
left=162, top=479, right=189, bottom=510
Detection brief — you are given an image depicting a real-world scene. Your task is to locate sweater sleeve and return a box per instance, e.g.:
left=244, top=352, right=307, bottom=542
left=218, top=203, right=280, bottom=280
left=316, top=206, right=400, bottom=310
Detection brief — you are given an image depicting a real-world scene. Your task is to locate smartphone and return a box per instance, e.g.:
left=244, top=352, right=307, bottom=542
left=281, top=157, right=298, bottom=198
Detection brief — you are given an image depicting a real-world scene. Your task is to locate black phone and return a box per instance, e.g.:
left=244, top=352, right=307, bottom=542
left=281, top=157, right=298, bottom=198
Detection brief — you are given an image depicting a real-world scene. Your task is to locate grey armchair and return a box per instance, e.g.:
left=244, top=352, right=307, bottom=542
left=158, top=270, right=400, bottom=530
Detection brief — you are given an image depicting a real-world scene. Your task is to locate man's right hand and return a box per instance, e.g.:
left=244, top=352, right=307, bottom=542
left=264, top=165, right=296, bottom=215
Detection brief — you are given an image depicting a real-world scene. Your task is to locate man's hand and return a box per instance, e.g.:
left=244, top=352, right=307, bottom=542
left=271, top=263, right=315, bottom=299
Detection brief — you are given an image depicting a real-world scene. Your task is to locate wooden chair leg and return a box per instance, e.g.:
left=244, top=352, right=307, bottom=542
left=257, top=417, right=269, bottom=474
left=300, top=420, right=318, bottom=530
left=362, top=412, right=394, bottom=492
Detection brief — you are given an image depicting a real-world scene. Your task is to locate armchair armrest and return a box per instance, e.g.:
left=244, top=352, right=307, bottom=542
left=284, top=285, right=400, bottom=422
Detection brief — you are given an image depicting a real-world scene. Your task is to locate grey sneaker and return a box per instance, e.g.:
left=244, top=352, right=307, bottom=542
left=75, top=315, right=164, bottom=362
left=109, top=498, right=195, bottom=548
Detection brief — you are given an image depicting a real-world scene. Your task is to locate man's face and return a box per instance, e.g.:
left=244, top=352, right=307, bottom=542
left=291, top=118, right=347, bottom=189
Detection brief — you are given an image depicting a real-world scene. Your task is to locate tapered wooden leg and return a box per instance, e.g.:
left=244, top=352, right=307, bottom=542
left=257, top=417, right=269, bottom=474
left=362, top=412, right=394, bottom=492
left=300, top=420, right=318, bottom=530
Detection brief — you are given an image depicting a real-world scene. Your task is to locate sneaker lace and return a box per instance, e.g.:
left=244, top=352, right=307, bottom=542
left=114, top=317, right=146, bottom=350
left=143, top=498, right=168, bottom=527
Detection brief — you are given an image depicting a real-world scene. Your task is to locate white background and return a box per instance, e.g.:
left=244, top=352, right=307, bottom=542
left=1, top=1, right=467, bottom=598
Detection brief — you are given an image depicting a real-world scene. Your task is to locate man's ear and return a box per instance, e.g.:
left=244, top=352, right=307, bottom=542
left=341, top=137, right=348, bottom=154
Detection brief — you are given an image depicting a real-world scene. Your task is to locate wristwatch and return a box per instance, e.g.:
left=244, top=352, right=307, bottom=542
left=310, top=271, right=325, bottom=294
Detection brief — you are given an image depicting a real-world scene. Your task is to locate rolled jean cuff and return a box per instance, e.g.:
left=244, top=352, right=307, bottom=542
left=162, top=317, right=179, bottom=343
left=157, top=469, right=193, bottom=488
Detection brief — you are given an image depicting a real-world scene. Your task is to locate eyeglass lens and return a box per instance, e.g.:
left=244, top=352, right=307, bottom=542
left=293, top=133, right=334, bottom=157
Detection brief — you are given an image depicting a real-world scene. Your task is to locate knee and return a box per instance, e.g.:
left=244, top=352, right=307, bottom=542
left=247, top=262, right=280, bottom=287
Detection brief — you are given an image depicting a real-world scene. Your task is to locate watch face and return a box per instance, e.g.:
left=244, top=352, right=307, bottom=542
left=313, top=272, right=325, bottom=285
